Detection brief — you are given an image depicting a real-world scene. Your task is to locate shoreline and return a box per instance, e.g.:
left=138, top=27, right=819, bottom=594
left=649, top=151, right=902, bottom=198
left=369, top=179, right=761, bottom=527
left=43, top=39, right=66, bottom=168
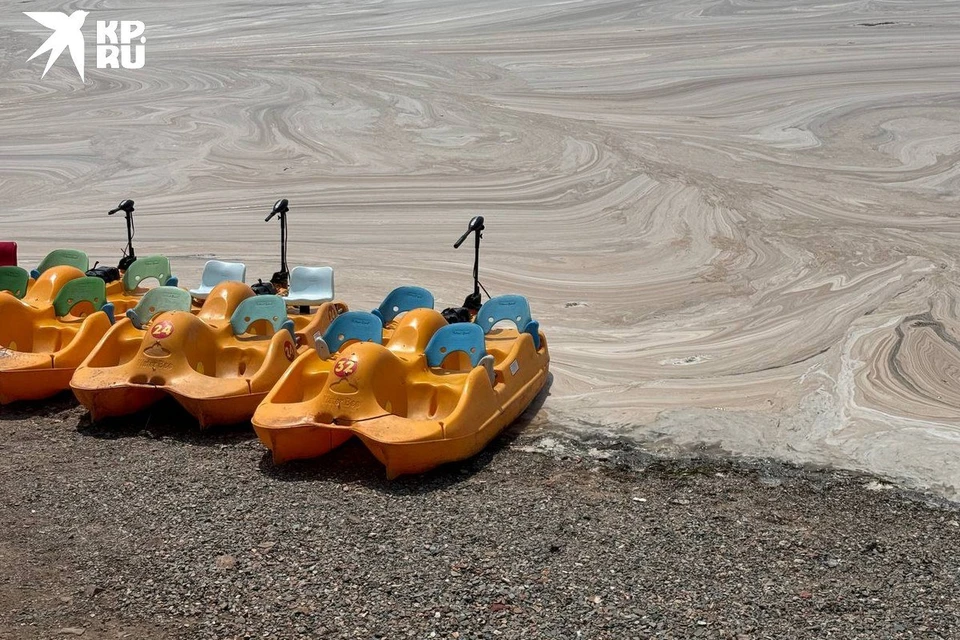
left=518, top=429, right=960, bottom=511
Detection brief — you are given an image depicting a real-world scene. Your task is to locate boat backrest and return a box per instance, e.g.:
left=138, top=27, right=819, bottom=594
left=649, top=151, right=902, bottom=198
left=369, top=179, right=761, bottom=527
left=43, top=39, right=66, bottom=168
left=125, top=286, right=193, bottom=329
left=197, top=281, right=254, bottom=322
left=122, top=255, right=176, bottom=292
left=23, top=265, right=85, bottom=307
left=200, top=260, right=246, bottom=288
left=0, top=242, right=16, bottom=267
left=229, top=294, right=294, bottom=338
left=322, top=311, right=383, bottom=353
left=425, top=322, right=487, bottom=368
left=286, top=266, right=334, bottom=303
left=475, top=294, right=541, bottom=349
left=0, top=266, right=29, bottom=299
left=52, top=276, right=113, bottom=321
left=34, top=249, right=89, bottom=277
left=372, top=286, right=434, bottom=324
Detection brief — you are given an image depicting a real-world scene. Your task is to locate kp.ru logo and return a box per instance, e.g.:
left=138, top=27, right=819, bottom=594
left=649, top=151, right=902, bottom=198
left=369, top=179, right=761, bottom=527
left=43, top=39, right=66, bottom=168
left=24, top=11, right=146, bottom=82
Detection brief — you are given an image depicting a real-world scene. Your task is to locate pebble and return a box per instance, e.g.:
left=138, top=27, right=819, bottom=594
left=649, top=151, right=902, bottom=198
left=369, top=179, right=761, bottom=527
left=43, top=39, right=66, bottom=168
left=2, top=402, right=959, bottom=639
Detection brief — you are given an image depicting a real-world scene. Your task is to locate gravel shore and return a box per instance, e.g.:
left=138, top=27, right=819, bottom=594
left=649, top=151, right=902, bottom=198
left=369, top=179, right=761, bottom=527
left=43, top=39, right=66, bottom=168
left=1, top=395, right=958, bottom=640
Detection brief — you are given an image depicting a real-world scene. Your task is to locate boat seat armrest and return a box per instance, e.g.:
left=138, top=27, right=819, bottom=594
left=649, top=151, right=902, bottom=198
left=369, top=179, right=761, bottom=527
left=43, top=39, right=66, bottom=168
left=313, top=332, right=332, bottom=360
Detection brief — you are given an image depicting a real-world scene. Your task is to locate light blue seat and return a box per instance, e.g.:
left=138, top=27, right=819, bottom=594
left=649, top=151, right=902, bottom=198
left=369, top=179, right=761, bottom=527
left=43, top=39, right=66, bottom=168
left=125, top=286, right=192, bottom=329
left=424, top=323, right=486, bottom=368
left=372, top=286, right=434, bottom=324
left=283, top=266, right=334, bottom=307
left=189, top=260, right=246, bottom=300
left=475, top=294, right=541, bottom=350
left=320, top=311, right=383, bottom=354
left=229, top=295, right=294, bottom=339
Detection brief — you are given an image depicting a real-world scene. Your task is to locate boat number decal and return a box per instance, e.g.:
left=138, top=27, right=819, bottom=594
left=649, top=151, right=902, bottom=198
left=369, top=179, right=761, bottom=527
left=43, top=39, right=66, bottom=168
left=509, top=360, right=520, bottom=376
left=333, top=357, right=357, bottom=378
left=284, top=341, right=296, bottom=361
left=151, top=320, right=175, bottom=340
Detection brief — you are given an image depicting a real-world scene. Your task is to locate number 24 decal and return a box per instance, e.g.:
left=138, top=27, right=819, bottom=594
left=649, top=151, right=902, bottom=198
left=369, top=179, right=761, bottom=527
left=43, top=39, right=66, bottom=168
left=151, top=320, right=174, bottom=339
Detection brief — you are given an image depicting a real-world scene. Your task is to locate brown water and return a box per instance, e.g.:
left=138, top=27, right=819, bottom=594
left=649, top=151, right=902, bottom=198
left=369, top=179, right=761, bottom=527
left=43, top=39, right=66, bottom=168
left=2, top=1, right=959, bottom=497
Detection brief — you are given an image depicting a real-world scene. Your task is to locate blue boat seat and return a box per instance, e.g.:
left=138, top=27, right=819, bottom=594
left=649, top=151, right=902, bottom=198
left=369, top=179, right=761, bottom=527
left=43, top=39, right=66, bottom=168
left=475, top=294, right=541, bottom=349
left=372, top=286, right=435, bottom=324
left=424, top=323, right=487, bottom=369
left=315, top=312, right=383, bottom=358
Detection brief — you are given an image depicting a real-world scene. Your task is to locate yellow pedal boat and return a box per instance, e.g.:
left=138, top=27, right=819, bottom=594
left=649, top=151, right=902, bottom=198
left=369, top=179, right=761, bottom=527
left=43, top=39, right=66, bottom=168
left=71, top=281, right=344, bottom=427
left=0, top=270, right=116, bottom=404
left=252, top=293, right=549, bottom=478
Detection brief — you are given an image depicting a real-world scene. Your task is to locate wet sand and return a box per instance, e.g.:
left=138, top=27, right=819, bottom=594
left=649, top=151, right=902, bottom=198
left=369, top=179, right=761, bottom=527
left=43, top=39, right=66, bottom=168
left=2, top=1, right=960, bottom=497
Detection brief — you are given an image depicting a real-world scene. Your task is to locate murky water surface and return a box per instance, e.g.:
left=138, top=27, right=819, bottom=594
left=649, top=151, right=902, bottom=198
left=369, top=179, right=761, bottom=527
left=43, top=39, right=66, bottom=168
left=2, top=1, right=959, bottom=497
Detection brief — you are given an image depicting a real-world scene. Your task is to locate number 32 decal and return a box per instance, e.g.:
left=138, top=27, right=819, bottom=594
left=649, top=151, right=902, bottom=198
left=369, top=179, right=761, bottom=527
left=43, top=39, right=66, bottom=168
left=333, top=357, right=358, bottom=378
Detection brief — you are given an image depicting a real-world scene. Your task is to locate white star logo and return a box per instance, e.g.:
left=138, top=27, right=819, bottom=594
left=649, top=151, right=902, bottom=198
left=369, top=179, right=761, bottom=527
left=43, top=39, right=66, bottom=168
left=24, top=10, right=89, bottom=81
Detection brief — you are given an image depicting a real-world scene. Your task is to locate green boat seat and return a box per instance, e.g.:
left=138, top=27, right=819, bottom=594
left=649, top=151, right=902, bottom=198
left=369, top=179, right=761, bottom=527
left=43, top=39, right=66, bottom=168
left=230, top=295, right=294, bottom=339
left=125, top=286, right=193, bottom=329
left=31, top=249, right=89, bottom=279
left=52, top=276, right=114, bottom=323
left=122, top=255, right=178, bottom=292
left=0, top=266, right=29, bottom=299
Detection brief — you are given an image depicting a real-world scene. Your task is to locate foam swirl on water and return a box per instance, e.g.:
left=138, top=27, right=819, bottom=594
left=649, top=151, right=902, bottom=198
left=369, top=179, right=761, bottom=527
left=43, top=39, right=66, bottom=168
left=2, top=0, right=959, bottom=496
